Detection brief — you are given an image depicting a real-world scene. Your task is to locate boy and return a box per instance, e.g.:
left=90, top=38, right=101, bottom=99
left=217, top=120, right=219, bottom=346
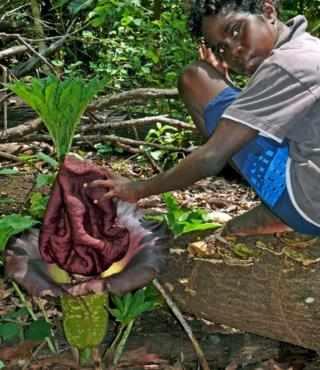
left=91, top=0, right=320, bottom=236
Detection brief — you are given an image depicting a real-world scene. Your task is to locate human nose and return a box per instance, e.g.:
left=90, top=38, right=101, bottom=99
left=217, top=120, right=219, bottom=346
left=226, top=41, right=242, bottom=62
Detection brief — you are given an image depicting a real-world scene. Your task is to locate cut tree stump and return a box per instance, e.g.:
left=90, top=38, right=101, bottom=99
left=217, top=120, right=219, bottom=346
left=158, top=231, right=320, bottom=353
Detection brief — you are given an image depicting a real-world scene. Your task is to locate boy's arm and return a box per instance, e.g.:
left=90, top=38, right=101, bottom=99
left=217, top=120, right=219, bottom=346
left=91, top=119, right=258, bottom=203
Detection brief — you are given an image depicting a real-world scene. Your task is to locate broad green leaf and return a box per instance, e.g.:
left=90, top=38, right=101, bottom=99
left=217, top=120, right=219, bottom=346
left=24, top=320, right=52, bottom=340
left=36, top=173, right=56, bottom=187
left=6, top=76, right=107, bottom=163
left=36, top=152, right=58, bottom=169
left=0, top=169, right=20, bottom=175
left=108, top=285, right=162, bottom=324
left=1, top=322, right=21, bottom=341
left=180, top=222, right=221, bottom=236
left=161, top=192, right=222, bottom=236
left=0, top=214, right=38, bottom=251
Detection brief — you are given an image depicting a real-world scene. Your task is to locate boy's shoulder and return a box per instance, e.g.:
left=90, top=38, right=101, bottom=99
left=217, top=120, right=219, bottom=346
left=265, top=23, right=320, bottom=93
left=271, top=32, right=320, bottom=68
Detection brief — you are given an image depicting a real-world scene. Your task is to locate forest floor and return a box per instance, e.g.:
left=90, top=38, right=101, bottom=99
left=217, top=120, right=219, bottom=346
left=0, top=152, right=319, bottom=370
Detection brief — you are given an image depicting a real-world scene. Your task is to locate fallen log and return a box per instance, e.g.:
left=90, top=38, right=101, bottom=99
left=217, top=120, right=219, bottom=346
left=0, top=45, right=28, bottom=60
left=0, top=88, right=181, bottom=142
left=158, top=231, right=320, bottom=353
left=0, top=118, right=42, bottom=142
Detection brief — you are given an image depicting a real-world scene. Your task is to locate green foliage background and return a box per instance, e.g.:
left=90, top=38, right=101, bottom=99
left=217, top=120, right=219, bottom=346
left=45, top=0, right=320, bottom=89
left=1, top=0, right=319, bottom=91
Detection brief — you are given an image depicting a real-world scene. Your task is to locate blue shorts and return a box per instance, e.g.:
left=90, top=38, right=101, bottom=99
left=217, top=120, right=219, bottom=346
left=204, top=86, right=320, bottom=235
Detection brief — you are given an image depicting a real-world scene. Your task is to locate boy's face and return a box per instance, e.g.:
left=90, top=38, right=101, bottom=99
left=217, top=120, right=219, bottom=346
left=201, top=7, right=279, bottom=75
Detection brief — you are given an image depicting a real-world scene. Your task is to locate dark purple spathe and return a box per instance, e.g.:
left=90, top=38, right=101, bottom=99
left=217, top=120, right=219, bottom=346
left=39, top=155, right=130, bottom=276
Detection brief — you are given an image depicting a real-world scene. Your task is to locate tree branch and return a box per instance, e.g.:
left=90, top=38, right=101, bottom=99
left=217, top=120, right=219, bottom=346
left=14, top=133, right=194, bottom=154
left=0, top=118, right=42, bottom=142
left=0, top=45, right=28, bottom=60
left=79, top=115, right=196, bottom=133
left=10, top=21, right=75, bottom=78
left=87, top=88, right=179, bottom=111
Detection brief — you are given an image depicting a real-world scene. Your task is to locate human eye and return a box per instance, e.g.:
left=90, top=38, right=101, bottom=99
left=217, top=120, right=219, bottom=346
left=232, top=24, right=241, bottom=37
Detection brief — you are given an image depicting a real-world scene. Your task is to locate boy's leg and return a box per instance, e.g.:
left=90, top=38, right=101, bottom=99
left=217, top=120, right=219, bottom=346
left=178, top=60, right=232, bottom=140
left=179, top=61, right=292, bottom=236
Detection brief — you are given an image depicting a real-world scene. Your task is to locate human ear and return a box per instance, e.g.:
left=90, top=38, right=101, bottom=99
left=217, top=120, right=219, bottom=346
left=262, top=0, right=277, bottom=23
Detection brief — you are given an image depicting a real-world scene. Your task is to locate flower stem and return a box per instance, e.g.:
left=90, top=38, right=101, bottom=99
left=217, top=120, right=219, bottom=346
left=102, top=323, right=125, bottom=363
left=12, top=281, right=56, bottom=353
left=114, top=319, right=134, bottom=365
left=79, top=347, right=93, bottom=367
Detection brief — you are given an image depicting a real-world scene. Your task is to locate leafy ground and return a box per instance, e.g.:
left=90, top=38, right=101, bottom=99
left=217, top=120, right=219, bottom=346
left=0, top=154, right=319, bottom=369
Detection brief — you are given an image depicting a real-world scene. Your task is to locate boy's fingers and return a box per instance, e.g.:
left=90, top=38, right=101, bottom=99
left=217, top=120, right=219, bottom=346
left=102, top=167, right=115, bottom=179
left=95, top=191, right=116, bottom=203
left=199, top=43, right=206, bottom=59
left=87, top=179, right=113, bottom=188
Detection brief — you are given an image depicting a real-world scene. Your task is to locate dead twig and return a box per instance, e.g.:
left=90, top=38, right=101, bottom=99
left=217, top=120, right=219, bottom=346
left=87, top=88, right=179, bottom=112
left=0, top=33, right=58, bottom=77
left=0, top=91, right=14, bottom=105
left=11, top=20, right=76, bottom=78
left=80, top=115, right=196, bottom=133
left=1, top=66, right=8, bottom=130
left=0, top=45, right=28, bottom=60
left=22, top=340, right=47, bottom=370
left=0, top=117, right=42, bottom=142
left=0, top=150, right=42, bottom=173
left=153, top=278, right=210, bottom=370
left=76, top=134, right=193, bottom=154
left=115, top=141, right=162, bottom=173
left=0, top=150, right=23, bottom=163
left=16, top=132, right=194, bottom=154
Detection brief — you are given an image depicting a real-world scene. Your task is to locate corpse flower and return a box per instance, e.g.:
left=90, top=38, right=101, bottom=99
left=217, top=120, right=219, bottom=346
left=5, top=155, right=170, bottom=363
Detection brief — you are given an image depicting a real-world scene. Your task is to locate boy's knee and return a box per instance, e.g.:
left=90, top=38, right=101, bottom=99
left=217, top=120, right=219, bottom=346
left=178, top=61, right=229, bottom=102
left=178, top=62, right=207, bottom=97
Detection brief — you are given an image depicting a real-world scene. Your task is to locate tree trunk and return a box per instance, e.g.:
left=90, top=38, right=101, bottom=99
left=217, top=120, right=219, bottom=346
left=158, top=231, right=320, bottom=353
left=30, top=0, right=46, bottom=53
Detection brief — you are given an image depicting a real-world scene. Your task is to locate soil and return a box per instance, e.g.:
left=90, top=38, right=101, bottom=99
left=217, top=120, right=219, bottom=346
left=0, top=153, right=319, bottom=370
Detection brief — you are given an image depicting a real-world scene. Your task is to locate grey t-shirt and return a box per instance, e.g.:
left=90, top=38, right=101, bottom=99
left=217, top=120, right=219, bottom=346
left=223, top=16, right=320, bottom=226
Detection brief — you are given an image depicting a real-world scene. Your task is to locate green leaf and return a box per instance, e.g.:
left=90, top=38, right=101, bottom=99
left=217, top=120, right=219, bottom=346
left=36, top=152, right=59, bottom=170
left=108, top=285, right=162, bottom=325
left=28, top=193, right=49, bottom=219
left=0, top=169, right=20, bottom=175
left=232, top=243, right=261, bottom=259
left=0, top=360, right=4, bottom=369
left=2, top=322, right=21, bottom=341
left=6, top=76, right=107, bottom=164
left=161, top=192, right=221, bottom=236
left=24, top=320, right=52, bottom=341
left=0, top=214, right=38, bottom=251
left=0, top=307, right=29, bottom=321
left=36, top=173, right=56, bottom=187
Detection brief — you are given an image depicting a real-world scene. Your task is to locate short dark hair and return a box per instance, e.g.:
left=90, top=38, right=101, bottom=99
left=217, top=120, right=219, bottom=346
left=187, top=0, right=281, bottom=37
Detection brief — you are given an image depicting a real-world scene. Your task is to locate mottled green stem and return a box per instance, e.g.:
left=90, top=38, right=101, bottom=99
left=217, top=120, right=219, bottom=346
left=79, top=347, right=93, bottom=367
left=114, top=319, right=134, bottom=365
left=61, top=292, right=109, bottom=367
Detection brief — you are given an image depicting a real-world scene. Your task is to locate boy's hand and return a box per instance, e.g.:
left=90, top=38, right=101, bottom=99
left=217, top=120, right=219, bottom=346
left=89, top=168, right=142, bottom=203
left=199, top=40, right=230, bottom=81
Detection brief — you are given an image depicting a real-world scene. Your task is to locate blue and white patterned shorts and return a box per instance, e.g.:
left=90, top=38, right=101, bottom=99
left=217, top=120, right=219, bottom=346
left=204, top=86, right=320, bottom=235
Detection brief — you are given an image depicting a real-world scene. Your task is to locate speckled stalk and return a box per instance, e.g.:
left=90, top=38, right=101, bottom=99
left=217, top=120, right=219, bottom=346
left=60, top=293, right=109, bottom=366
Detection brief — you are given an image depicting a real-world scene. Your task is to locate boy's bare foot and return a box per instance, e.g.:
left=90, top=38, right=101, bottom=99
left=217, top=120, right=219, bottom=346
left=222, top=204, right=293, bottom=236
